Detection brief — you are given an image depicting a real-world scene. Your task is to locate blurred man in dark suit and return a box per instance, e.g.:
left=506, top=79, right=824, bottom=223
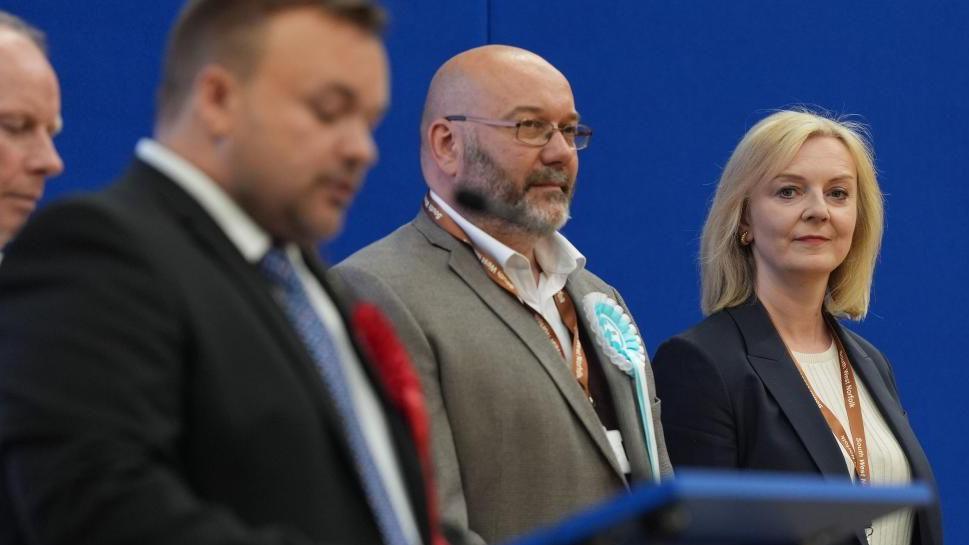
left=0, top=1, right=435, bottom=544
left=0, top=11, right=63, bottom=261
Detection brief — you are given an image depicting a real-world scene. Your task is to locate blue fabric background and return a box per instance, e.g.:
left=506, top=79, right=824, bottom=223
left=8, top=1, right=966, bottom=539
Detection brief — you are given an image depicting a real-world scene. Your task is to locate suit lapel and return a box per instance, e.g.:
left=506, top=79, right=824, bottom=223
left=729, top=301, right=852, bottom=478
left=307, top=254, right=432, bottom=543
left=832, top=324, right=935, bottom=484
left=308, top=255, right=390, bottom=403
left=734, top=303, right=936, bottom=545
left=126, top=164, right=430, bottom=538
left=127, top=161, right=353, bottom=448
left=414, top=213, right=627, bottom=481
left=567, top=280, right=648, bottom=483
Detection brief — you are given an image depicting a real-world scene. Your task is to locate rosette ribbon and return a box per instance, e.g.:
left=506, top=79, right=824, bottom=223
left=582, top=292, right=661, bottom=481
left=352, top=302, right=447, bottom=545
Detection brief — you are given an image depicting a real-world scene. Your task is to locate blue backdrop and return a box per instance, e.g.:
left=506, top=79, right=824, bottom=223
left=8, top=1, right=967, bottom=540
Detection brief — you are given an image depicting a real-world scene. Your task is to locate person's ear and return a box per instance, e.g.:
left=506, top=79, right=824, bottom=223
left=194, top=64, right=242, bottom=138
left=427, top=119, right=462, bottom=177
left=739, top=200, right=754, bottom=245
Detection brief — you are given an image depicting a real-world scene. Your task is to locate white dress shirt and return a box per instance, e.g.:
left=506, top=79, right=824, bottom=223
left=428, top=192, right=632, bottom=473
left=429, top=191, right=586, bottom=362
left=137, top=139, right=421, bottom=545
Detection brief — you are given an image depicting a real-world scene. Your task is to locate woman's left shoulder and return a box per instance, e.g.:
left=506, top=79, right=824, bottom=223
left=833, top=322, right=882, bottom=355
left=831, top=320, right=897, bottom=380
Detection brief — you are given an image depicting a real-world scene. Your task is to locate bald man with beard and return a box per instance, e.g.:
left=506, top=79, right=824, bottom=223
left=335, top=45, right=672, bottom=544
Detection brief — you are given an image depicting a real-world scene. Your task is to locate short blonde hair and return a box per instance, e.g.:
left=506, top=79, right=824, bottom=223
left=701, top=108, right=883, bottom=320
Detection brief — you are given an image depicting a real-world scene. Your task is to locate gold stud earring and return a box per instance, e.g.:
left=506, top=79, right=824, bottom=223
left=739, top=230, right=751, bottom=246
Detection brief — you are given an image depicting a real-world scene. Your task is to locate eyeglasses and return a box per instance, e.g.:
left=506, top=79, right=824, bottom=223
left=444, top=115, right=592, bottom=150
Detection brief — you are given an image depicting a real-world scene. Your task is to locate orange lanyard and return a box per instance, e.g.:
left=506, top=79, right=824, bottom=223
left=786, top=318, right=870, bottom=484
left=423, top=195, right=590, bottom=400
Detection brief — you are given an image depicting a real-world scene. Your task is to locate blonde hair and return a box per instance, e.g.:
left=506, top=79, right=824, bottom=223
left=700, top=108, right=884, bottom=320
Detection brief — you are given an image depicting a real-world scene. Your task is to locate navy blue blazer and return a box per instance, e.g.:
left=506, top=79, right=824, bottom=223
left=653, top=299, right=942, bottom=545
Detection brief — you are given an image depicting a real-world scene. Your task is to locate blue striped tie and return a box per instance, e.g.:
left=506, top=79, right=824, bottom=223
left=260, top=247, right=410, bottom=545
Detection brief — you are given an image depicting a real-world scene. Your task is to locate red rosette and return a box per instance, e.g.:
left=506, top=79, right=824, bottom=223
left=352, top=302, right=447, bottom=545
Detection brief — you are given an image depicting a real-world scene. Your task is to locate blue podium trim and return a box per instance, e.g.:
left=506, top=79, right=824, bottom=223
left=502, top=470, right=933, bottom=545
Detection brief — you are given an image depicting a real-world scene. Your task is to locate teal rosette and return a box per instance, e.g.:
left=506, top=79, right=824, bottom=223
left=581, top=292, right=646, bottom=375
left=582, top=292, right=662, bottom=481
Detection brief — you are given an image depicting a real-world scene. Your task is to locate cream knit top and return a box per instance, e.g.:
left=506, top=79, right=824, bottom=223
left=793, top=343, right=914, bottom=545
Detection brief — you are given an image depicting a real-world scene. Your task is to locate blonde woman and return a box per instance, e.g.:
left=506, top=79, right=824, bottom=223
left=652, top=109, right=941, bottom=545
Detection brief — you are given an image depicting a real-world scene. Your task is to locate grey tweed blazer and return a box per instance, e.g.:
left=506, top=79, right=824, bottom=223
left=334, top=211, right=672, bottom=545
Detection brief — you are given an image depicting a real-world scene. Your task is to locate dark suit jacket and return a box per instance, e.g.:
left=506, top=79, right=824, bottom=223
left=0, top=160, right=430, bottom=545
left=652, top=299, right=942, bottom=545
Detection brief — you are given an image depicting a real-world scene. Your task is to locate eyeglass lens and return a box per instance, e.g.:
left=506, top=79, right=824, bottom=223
left=517, top=121, right=591, bottom=149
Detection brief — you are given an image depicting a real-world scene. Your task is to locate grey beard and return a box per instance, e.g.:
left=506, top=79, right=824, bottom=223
left=458, top=141, right=573, bottom=236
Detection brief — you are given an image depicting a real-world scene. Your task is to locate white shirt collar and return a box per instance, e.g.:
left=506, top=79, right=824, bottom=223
left=428, top=190, right=586, bottom=276
left=136, top=138, right=271, bottom=263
